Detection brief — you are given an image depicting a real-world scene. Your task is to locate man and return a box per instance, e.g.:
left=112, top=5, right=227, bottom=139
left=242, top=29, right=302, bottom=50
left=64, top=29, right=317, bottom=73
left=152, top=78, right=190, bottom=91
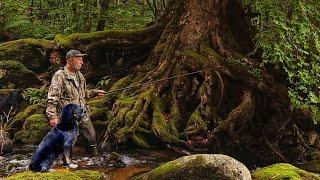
left=46, top=49, right=106, bottom=156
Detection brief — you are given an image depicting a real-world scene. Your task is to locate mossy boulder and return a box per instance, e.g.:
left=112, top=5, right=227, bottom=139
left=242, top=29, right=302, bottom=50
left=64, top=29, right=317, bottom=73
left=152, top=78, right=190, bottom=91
left=7, top=169, right=103, bottom=180
left=133, top=154, right=251, bottom=180
left=0, top=39, right=53, bottom=73
left=252, top=163, right=320, bottom=180
left=0, top=60, right=41, bottom=88
left=14, top=114, right=51, bottom=144
left=11, top=103, right=45, bottom=135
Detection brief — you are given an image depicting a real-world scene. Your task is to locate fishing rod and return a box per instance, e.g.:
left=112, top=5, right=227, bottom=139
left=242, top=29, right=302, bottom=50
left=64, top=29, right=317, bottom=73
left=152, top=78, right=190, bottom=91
left=105, top=66, right=223, bottom=95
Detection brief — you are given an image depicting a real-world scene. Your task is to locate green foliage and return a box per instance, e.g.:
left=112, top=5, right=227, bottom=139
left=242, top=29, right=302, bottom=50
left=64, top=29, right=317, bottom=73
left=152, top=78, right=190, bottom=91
left=245, top=0, right=320, bottom=122
left=105, top=0, right=153, bottom=30
left=0, top=0, right=154, bottom=41
left=96, top=75, right=112, bottom=90
left=22, top=86, right=47, bottom=105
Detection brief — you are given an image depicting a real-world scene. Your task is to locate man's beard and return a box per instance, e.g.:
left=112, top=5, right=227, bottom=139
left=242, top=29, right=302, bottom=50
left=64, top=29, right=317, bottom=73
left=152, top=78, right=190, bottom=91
left=72, top=63, right=82, bottom=71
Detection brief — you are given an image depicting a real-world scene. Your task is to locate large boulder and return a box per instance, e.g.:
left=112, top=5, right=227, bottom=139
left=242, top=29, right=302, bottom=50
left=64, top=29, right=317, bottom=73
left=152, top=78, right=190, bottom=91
left=10, top=102, right=45, bottom=135
left=0, top=60, right=41, bottom=88
left=133, top=154, right=251, bottom=180
left=0, top=39, right=54, bottom=73
left=14, top=114, right=51, bottom=144
left=7, top=169, right=103, bottom=180
left=252, top=163, right=320, bottom=180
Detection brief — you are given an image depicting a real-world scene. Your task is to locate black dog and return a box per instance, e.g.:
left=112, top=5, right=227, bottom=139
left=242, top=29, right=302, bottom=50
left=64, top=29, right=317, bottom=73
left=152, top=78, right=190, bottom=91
left=29, top=104, right=84, bottom=172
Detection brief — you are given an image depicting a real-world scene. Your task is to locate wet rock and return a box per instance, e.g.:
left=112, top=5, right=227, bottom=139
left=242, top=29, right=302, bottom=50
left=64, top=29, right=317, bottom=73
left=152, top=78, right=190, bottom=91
left=117, top=155, right=145, bottom=166
left=252, top=163, right=320, bottom=180
left=134, top=154, right=251, bottom=180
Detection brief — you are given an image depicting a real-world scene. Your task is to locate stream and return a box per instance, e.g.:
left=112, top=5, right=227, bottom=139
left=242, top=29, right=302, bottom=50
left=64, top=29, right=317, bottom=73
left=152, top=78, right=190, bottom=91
left=0, top=145, right=181, bottom=179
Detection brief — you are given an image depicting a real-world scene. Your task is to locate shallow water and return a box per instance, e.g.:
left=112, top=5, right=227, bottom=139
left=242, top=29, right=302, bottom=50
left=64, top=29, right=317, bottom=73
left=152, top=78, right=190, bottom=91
left=0, top=145, right=180, bottom=179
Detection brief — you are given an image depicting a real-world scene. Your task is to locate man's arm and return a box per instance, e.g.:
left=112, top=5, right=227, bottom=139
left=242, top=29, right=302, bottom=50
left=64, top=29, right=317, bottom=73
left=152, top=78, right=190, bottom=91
left=81, top=75, right=106, bottom=98
left=46, top=71, right=63, bottom=127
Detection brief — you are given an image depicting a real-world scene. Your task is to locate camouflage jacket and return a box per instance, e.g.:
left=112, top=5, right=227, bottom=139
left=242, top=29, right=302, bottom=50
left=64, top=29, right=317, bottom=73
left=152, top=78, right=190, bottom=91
left=46, top=66, right=98, bottom=122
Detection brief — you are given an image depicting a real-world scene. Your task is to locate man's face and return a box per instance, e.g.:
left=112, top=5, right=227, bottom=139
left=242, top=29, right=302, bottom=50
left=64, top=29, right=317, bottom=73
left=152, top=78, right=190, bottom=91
left=70, top=56, right=83, bottom=71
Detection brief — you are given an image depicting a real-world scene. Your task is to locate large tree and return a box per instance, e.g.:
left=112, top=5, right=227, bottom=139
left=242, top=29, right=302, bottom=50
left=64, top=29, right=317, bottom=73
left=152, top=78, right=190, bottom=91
left=98, top=0, right=318, bottom=166
left=1, top=0, right=318, bottom=167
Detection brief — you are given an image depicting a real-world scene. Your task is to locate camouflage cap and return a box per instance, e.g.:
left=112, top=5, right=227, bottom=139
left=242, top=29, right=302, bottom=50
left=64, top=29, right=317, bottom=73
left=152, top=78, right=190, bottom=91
left=66, top=50, right=87, bottom=59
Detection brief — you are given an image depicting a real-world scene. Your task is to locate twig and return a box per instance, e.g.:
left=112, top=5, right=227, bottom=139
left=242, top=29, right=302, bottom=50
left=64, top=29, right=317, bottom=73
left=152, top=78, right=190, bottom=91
left=264, top=136, right=288, bottom=162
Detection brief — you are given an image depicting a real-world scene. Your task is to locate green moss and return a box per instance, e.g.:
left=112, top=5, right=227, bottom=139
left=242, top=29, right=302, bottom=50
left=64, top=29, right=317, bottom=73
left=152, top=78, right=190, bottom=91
left=134, top=155, right=209, bottom=180
left=7, top=169, right=103, bottom=180
left=0, top=60, right=40, bottom=88
left=107, top=107, right=130, bottom=132
left=0, top=39, right=54, bottom=72
left=11, top=103, right=45, bottom=134
left=14, top=114, right=51, bottom=144
left=87, top=96, right=111, bottom=108
left=151, top=96, right=180, bottom=143
left=73, top=169, right=103, bottom=179
left=131, top=133, right=152, bottom=149
left=54, top=25, right=158, bottom=48
left=90, top=107, right=109, bottom=121
left=109, top=75, right=133, bottom=93
left=182, top=106, right=207, bottom=136
left=252, top=163, right=320, bottom=180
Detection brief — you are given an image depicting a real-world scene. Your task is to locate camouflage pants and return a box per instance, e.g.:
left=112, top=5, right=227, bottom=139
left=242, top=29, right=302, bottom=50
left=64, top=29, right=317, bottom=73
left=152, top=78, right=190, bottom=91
left=79, top=119, right=97, bottom=145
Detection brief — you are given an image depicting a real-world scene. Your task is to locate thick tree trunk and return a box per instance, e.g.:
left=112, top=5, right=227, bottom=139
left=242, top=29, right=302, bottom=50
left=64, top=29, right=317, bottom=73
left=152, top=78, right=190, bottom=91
left=99, top=0, right=318, bottom=166
left=96, top=0, right=110, bottom=31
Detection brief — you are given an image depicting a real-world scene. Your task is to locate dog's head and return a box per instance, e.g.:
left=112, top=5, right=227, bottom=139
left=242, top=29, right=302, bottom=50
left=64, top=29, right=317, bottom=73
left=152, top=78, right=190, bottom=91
left=61, top=104, right=85, bottom=126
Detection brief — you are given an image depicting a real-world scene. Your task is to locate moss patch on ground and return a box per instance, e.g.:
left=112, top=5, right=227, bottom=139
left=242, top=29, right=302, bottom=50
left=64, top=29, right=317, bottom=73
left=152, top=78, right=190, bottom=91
left=252, top=163, right=320, bottom=180
left=7, top=169, right=103, bottom=180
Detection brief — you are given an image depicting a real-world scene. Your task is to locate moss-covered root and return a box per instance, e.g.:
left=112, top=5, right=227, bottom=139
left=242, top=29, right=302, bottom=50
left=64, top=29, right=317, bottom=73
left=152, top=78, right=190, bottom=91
left=181, top=106, right=207, bottom=136
left=212, top=89, right=255, bottom=140
left=105, top=87, right=155, bottom=148
left=151, top=95, right=180, bottom=143
left=7, top=169, right=103, bottom=180
left=252, top=163, right=320, bottom=180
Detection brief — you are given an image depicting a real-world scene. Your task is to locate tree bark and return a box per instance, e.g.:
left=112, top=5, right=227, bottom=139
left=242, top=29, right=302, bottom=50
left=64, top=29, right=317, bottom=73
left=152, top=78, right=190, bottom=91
left=96, top=0, right=110, bottom=31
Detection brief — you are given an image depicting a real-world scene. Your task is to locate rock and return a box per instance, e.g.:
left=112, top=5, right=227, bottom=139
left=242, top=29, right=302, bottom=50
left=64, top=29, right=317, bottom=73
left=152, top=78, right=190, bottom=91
left=14, top=114, right=51, bottom=144
left=0, top=60, right=41, bottom=88
left=10, top=102, right=45, bottom=135
left=252, top=163, right=320, bottom=180
left=0, top=39, right=53, bottom=73
left=6, top=169, right=103, bottom=180
left=116, top=155, right=145, bottom=166
left=133, top=154, right=251, bottom=180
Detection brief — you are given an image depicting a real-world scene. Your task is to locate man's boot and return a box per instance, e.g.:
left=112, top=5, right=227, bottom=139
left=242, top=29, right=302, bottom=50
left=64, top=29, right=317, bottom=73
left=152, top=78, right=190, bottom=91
left=90, top=144, right=99, bottom=156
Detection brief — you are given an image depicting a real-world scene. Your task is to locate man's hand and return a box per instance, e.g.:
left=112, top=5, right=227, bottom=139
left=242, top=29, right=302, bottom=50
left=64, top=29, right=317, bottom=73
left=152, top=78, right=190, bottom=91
left=96, top=90, right=106, bottom=97
left=49, top=118, right=59, bottom=127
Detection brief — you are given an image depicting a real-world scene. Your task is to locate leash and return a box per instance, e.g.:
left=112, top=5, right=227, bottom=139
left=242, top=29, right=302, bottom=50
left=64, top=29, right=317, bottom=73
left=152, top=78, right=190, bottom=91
left=105, top=66, right=223, bottom=95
